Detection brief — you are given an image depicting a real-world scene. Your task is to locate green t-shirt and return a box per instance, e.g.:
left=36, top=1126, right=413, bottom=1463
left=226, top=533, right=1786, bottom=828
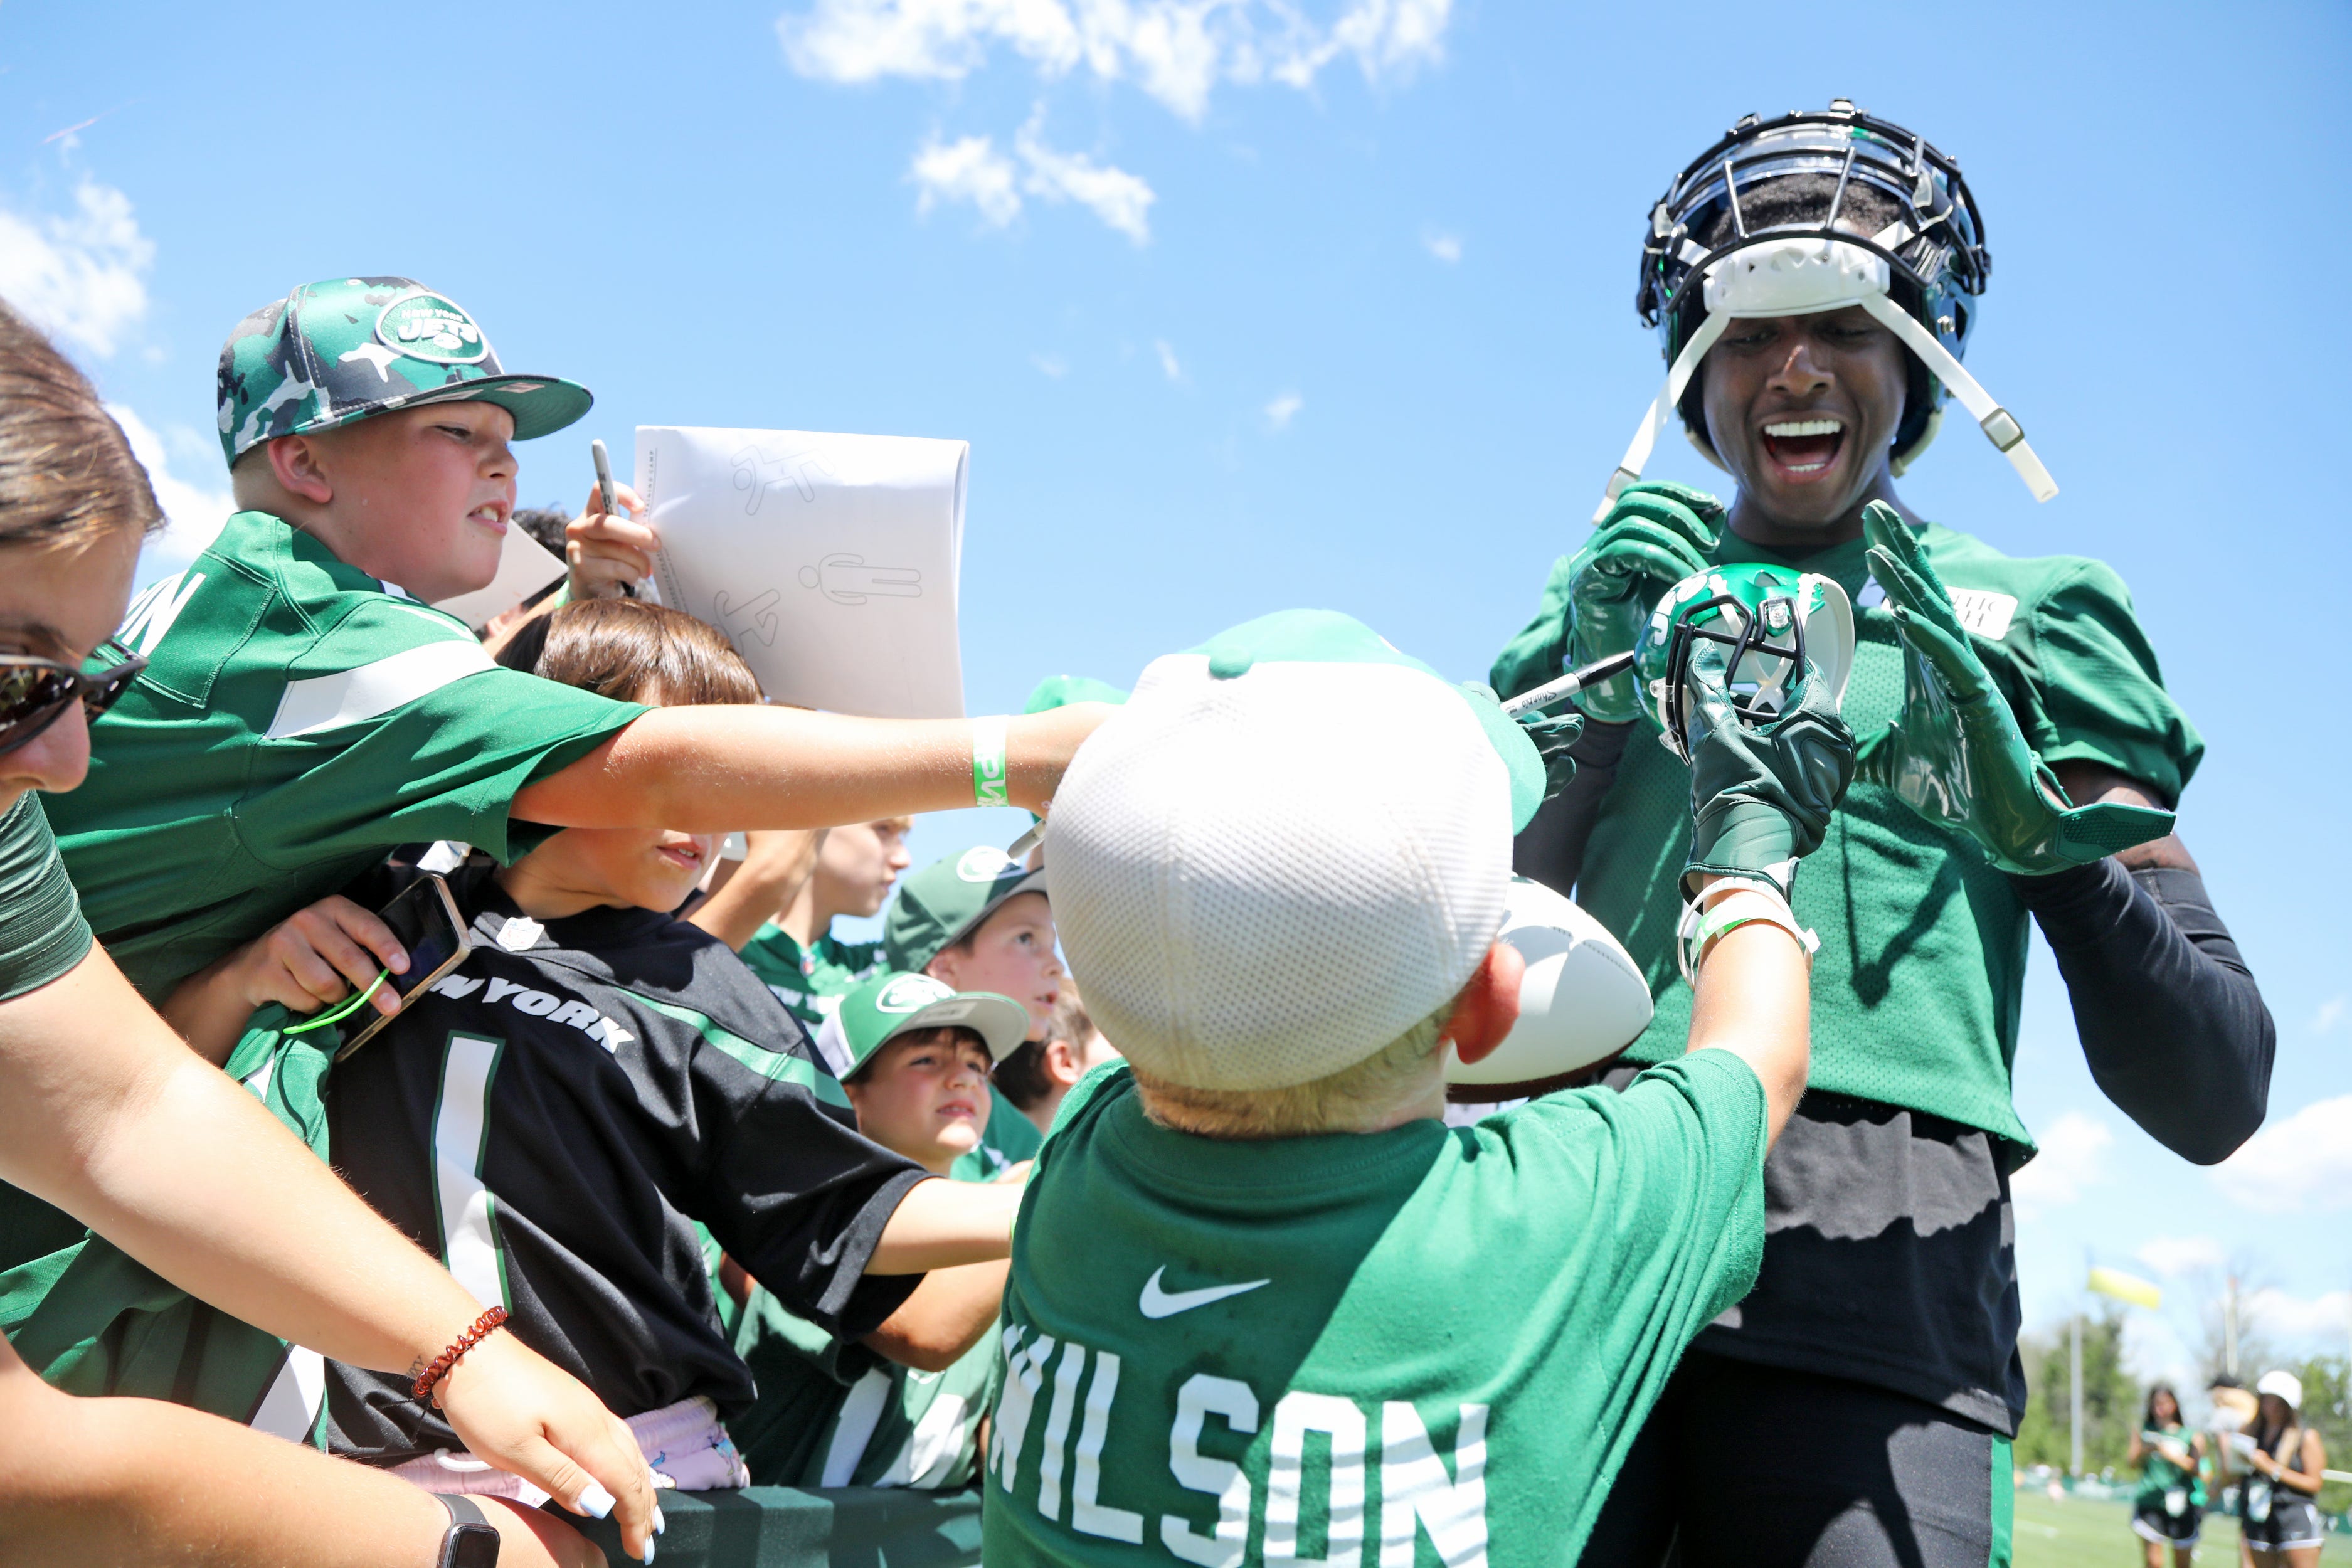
left=42, top=511, right=644, bottom=1000
left=983, top=1052, right=1767, bottom=1568
left=739, top=924, right=887, bottom=1029
left=0, top=792, right=92, bottom=1002
left=1496, top=522, right=2201, bottom=1147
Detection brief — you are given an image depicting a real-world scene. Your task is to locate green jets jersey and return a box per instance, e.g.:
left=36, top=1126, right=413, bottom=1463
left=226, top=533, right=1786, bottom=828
left=2134, top=1425, right=2205, bottom=1508
left=739, top=923, right=887, bottom=1029
left=43, top=510, right=644, bottom=1000
left=730, top=1285, right=1001, bottom=1489
left=1494, top=521, right=2201, bottom=1147
left=985, top=1053, right=1767, bottom=1568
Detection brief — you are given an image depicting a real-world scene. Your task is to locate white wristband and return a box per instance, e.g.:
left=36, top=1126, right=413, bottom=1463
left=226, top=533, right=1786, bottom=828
left=972, top=716, right=1009, bottom=807
left=1677, top=886, right=1816, bottom=984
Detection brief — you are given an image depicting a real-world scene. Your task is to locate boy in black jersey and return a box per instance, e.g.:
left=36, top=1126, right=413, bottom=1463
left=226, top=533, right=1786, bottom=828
left=207, top=599, right=1024, bottom=1499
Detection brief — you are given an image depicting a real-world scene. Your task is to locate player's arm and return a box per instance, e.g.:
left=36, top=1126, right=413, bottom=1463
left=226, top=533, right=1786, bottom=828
left=511, top=701, right=1107, bottom=832
left=859, top=1259, right=1010, bottom=1372
left=0, top=943, right=659, bottom=1558
left=2015, top=761, right=2274, bottom=1165
left=0, top=1337, right=600, bottom=1568
left=689, top=829, right=825, bottom=952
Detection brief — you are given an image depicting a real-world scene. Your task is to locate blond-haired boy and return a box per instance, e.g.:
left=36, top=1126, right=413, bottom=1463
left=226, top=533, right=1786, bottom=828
left=983, top=610, right=1850, bottom=1567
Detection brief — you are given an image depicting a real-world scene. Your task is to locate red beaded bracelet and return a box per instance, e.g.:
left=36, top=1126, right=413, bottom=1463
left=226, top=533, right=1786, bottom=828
left=413, top=1305, right=509, bottom=1402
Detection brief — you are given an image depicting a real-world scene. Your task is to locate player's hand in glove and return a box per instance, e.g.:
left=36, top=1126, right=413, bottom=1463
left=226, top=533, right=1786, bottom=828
left=1562, top=482, right=1726, bottom=722
left=1857, top=502, right=2174, bottom=874
left=1682, top=635, right=1857, bottom=900
left=1468, top=684, right=1586, bottom=800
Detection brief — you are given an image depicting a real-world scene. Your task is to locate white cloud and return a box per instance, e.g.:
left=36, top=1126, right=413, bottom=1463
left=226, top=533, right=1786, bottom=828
left=109, top=405, right=233, bottom=586
left=2012, top=1111, right=2112, bottom=1217
left=0, top=177, right=153, bottom=359
left=908, top=112, right=1155, bottom=243
left=909, top=134, right=1023, bottom=226
left=1015, top=110, right=1154, bottom=243
left=2137, top=1234, right=2228, bottom=1279
left=1263, top=391, right=1303, bottom=432
left=2213, top=1093, right=2352, bottom=1214
left=2310, top=995, right=2344, bottom=1034
left=1029, top=351, right=1069, bottom=378
left=1421, top=229, right=1461, bottom=263
left=1154, top=339, right=1183, bottom=381
left=779, top=0, right=1451, bottom=122
left=2243, top=1287, right=2352, bottom=1347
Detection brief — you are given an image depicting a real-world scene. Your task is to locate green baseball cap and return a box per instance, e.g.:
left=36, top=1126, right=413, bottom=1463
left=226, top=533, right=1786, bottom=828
left=217, top=277, right=593, bottom=467
left=809, top=971, right=1031, bottom=1081
left=882, top=845, right=1048, bottom=974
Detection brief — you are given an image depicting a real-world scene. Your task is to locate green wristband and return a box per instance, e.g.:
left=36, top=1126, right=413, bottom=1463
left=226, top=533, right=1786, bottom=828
left=972, top=717, right=1009, bottom=808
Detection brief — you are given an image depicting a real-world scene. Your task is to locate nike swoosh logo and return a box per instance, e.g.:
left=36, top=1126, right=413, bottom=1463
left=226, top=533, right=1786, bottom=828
left=1139, top=1266, right=1270, bottom=1320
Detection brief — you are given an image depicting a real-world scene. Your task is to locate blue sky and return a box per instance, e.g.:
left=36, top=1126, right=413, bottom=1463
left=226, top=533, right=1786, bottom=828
left=4, top=0, right=2346, bottom=1386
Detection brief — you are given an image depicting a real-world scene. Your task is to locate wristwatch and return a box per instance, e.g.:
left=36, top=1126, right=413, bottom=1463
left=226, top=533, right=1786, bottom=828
left=435, top=1493, right=501, bottom=1567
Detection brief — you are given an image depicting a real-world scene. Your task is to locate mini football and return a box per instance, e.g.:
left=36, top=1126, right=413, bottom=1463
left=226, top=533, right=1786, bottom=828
left=1446, top=876, right=1655, bottom=1099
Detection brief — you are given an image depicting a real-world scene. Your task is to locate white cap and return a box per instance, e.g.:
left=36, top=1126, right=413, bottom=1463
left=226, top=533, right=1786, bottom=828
left=1049, top=611, right=1515, bottom=1093
left=2256, top=1369, right=2303, bottom=1411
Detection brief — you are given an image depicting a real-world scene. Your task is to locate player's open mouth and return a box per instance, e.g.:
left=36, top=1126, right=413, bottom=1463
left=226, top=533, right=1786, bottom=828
left=1759, top=418, right=1845, bottom=481
left=468, top=504, right=509, bottom=532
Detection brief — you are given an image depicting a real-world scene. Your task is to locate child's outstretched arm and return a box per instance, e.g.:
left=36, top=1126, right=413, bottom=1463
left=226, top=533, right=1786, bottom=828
left=861, top=1260, right=1012, bottom=1372
left=864, top=1173, right=1027, bottom=1273
left=512, top=702, right=1109, bottom=832
left=1671, top=640, right=1860, bottom=1146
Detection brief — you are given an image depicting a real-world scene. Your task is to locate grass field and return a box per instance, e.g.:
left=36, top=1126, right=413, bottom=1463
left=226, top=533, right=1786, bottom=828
left=2012, top=1488, right=2352, bottom=1565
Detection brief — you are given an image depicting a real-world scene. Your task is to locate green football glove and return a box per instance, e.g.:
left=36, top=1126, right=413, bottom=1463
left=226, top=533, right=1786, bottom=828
left=1683, top=636, right=1857, bottom=899
left=1857, top=502, right=2175, bottom=875
left=1562, top=481, right=1726, bottom=723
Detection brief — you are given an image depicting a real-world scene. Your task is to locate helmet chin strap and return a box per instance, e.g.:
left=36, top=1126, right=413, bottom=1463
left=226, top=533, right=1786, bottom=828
left=1596, top=236, right=2057, bottom=522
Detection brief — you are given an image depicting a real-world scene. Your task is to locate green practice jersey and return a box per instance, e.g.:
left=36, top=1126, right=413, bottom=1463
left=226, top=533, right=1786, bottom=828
left=739, top=923, right=886, bottom=1029
left=730, top=1286, right=1000, bottom=1489
left=43, top=511, right=643, bottom=1000
left=1494, top=521, right=2200, bottom=1147
left=2134, top=1426, right=2205, bottom=1508
left=985, top=1053, right=1767, bottom=1568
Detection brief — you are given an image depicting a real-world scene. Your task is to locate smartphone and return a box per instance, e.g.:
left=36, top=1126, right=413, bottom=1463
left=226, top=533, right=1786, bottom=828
left=332, top=874, right=474, bottom=1062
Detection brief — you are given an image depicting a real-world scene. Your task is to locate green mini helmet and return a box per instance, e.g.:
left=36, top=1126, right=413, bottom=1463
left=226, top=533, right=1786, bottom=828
left=1633, top=563, right=1855, bottom=760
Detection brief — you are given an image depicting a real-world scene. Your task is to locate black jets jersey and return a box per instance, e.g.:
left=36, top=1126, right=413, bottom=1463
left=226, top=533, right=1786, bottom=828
left=305, top=859, right=927, bottom=1464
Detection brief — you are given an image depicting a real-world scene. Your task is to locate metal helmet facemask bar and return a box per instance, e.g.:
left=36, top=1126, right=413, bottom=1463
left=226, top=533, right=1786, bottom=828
left=1594, top=102, right=2055, bottom=523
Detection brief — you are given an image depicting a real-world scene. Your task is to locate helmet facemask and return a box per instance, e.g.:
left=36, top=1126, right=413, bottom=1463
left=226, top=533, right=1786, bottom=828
left=1597, top=103, right=2055, bottom=522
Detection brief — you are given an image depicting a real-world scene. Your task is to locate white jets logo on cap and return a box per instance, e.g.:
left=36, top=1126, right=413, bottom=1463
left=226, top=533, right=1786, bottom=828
left=956, top=845, right=1015, bottom=882
left=1139, top=1266, right=1269, bottom=1319
left=875, top=974, right=955, bottom=1014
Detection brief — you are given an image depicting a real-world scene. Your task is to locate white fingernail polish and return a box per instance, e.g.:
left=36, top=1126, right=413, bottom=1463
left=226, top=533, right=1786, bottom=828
left=655, top=1505, right=667, bottom=1534
left=576, top=1481, right=617, bottom=1518
left=644, top=1537, right=657, bottom=1565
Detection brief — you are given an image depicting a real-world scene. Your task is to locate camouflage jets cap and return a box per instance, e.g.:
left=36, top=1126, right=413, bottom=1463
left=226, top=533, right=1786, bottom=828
left=216, top=276, right=593, bottom=467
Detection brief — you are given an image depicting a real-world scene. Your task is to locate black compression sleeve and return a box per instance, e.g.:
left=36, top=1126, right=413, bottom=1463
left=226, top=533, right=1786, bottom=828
left=2009, top=859, right=2274, bottom=1164
left=1513, top=719, right=1635, bottom=898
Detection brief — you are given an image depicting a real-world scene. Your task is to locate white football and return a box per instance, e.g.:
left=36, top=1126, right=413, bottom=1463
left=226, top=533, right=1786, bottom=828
left=1446, top=876, right=1655, bottom=1094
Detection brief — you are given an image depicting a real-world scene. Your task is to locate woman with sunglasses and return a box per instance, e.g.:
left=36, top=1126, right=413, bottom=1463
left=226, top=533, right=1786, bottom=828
left=0, top=301, right=659, bottom=1566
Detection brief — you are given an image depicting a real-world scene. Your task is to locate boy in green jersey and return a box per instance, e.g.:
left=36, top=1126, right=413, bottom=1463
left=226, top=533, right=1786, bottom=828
left=41, top=277, right=1099, bottom=1010
left=694, top=817, right=913, bottom=1027
left=984, top=608, right=1848, bottom=1568
left=884, top=845, right=1062, bottom=1179
left=1493, top=107, right=2274, bottom=1566
left=728, top=970, right=1029, bottom=1488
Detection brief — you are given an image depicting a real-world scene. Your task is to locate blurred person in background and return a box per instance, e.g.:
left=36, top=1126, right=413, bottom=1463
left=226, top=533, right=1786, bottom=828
left=2225, top=1370, right=2328, bottom=1566
left=991, top=983, right=1121, bottom=1137
left=692, top=816, right=913, bottom=1026
left=2128, top=1383, right=2206, bottom=1567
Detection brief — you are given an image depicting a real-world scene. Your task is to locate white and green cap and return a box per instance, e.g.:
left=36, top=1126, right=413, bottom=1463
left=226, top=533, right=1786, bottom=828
left=1048, top=609, right=1524, bottom=1093
left=810, top=971, right=1032, bottom=1083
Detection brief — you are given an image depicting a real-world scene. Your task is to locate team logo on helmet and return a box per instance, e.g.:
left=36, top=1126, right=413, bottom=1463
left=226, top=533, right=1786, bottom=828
left=375, top=291, right=491, bottom=366
left=1633, top=563, right=1854, bottom=760
left=875, top=974, right=955, bottom=1014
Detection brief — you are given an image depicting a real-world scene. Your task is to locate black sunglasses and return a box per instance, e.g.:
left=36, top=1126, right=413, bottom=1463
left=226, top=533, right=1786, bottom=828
left=0, top=638, right=147, bottom=757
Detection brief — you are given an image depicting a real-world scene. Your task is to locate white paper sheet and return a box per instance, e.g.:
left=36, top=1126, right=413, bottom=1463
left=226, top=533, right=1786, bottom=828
left=635, top=426, right=967, bottom=719
left=431, top=525, right=566, bottom=629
